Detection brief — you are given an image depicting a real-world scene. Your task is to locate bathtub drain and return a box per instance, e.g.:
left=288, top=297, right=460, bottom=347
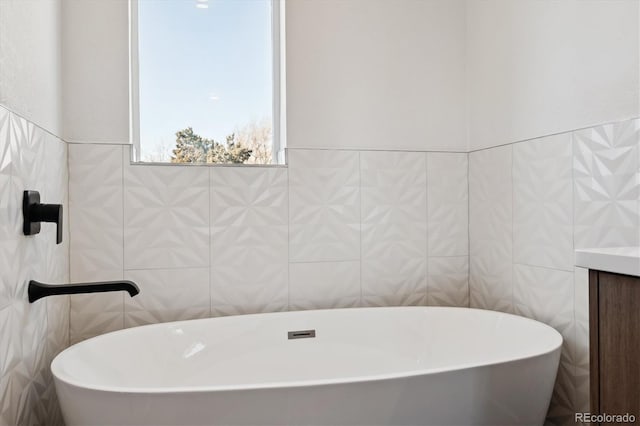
left=288, top=329, right=316, bottom=339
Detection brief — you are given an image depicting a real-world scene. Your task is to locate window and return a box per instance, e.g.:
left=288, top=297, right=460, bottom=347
left=130, top=0, right=283, bottom=164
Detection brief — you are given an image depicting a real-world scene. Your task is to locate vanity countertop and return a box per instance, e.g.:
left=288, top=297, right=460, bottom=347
left=575, top=247, right=640, bottom=277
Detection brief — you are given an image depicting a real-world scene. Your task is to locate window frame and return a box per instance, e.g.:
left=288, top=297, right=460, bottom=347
left=128, top=0, right=285, bottom=164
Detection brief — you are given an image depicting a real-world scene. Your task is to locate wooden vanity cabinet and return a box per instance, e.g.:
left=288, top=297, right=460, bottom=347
left=589, top=270, right=640, bottom=417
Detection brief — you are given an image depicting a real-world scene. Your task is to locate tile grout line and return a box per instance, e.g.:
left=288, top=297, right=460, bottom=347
left=512, top=262, right=575, bottom=275
left=570, top=129, right=579, bottom=406
left=468, top=116, right=640, bottom=154
left=466, top=151, right=471, bottom=308
left=510, top=144, right=515, bottom=313
left=425, top=152, right=429, bottom=305
left=66, top=140, right=72, bottom=346
left=285, top=166, right=290, bottom=312
left=358, top=152, right=363, bottom=307
left=286, top=158, right=291, bottom=311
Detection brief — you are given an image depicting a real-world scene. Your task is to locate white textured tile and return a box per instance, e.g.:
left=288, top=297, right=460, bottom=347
left=0, top=107, right=69, bottom=425
left=124, top=152, right=209, bottom=269
left=574, top=267, right=590, bottom=413
left=69, top=144, right=124, bottom=278
left=0, top=107, right=14, bottom=317
left=513, top=264, right=575, bottom=425
left=289, top=261, right=360, bottom=310
left=573, top=119, right=640, bottom=249
left=9, top=112, right=45, bottom=236
left=513, top=134, right=574, bottom=271
left=513, top=264, right=575, bottom=346
left=210, top=167, right=288, bottom=316
left=469, top=145, right=513, bottom=313
left=360, top=151, right=427, bottom=306
left=69, top=274, right=124, bottom=345
left=69, top=144, right=125, bottom=343
left=288, top=149, right=360, bottom=262
left=427, top=256, right=469, bottom=307
left=427, top=153, right=468, bottom=256
left=124, top=268, right=210, bottom=327
left=46, top=295, right=69, bottom=360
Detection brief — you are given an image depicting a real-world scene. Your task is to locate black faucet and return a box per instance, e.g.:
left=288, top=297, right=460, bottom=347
left=28, top=280, right=140, bottom=303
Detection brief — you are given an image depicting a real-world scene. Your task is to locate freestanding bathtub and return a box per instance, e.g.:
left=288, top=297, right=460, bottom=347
left=52, top=307, right=562, bottom=426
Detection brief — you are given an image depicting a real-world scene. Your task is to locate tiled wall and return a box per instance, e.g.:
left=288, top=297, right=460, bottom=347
left=469, top=118, right=640, bottom=425
left=65, top=117, right=639, bottom=426
left=68, top=145, right=470, bottom=343
left=0, top=105, right=69, bottom=425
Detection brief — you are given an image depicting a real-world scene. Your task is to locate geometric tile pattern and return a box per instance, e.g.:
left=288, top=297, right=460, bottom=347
left=513, top=264, right=576, bottom=426
left=69, top=143, right=125, bottom=344
left=427, top=152, right=468, bottom=256
left=514, top=134, right=574, bottom=271
left=360, top=151, right=427, bottom=306
left=288, top=149, right=361, bottom=262
left=123, top=268, right=210, bottom=328
left=0, top=105, right=69, bottom=426
left=427, top=256, right=469, bottom=307
left=69, top=147, right=473, bottom=342
left=573, top=119, right=640, bottom=249
left=469, top=145, right=514, bottom=313
left=289, top=261, right=361, bottom=310
left=62, top=117, right=640, bottom=426
left=574, top=267, right=590, bottom=414
left=123, top=150, right=210, bottom=270
left=469, top=119, right=640, bottom=424
left=210, top=167, right=288, bottom=317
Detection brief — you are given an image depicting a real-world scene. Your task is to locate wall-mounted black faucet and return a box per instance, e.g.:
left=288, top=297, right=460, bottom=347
left=28, top=280, right=140, bottom=303
left=23, top=190, right=63, bottom=244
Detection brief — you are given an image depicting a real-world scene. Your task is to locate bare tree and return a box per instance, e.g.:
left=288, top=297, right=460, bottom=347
left=233, top=118, right=273, bottom=165
left=142, top=140, right=172, bottom=163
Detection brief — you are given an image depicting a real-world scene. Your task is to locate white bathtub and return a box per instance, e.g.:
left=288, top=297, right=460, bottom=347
left=52, top=307, right=561, bottom=426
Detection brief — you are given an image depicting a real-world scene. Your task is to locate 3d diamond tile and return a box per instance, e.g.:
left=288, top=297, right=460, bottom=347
left=573, top=119, right=640, bottom=249
left=574, top=267, right=590, bottom=413
left=513, top=264, right=575, bottom=352
left=0, top=107, right=14, bottom=315
left=469, top=145, right=513, bottom=313
left=513, top=134, right=573, bottom=271
left=8, top=112, right=45, bottom=235
left=124, top=151, right=210, bottom=269
left=47, top=295, right=70, bottom=364
left=427, top=153, right=468, bottom=257
left=0, top=107, right=11, bottom=233
left=0, top=108, right=70, bottom=425
left=210, top=167, right=288, bottom=317
left=69, top=143, right=124, bottom=278
left=427, top=256, right=469, bottom=307
left=360, top=151, right=427, bottom=306
left=289, top=149, right=361, bottom=262
left=289, top=261, right=360, bottom=310
left=69, top=144, right=126, bottom=343
left=70, top=289, right=124, bottom=345
left=124, top=268, right=210, bottom=327
left=513, top=264, right=576, bottom=425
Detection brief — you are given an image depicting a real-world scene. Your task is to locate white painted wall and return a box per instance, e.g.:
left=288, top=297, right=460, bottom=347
left=61, top=0, right=129, bottom=143
left=55, top=0, right=639, bottom=152
left=0, top=0, right=62, bottom=137
left=467, top=0, right=640, bottom=151
left=285, top=0, right=468, bottom=152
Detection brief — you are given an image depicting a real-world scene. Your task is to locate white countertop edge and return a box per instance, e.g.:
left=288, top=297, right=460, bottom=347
left=575, top=247, right=640, bottom=277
